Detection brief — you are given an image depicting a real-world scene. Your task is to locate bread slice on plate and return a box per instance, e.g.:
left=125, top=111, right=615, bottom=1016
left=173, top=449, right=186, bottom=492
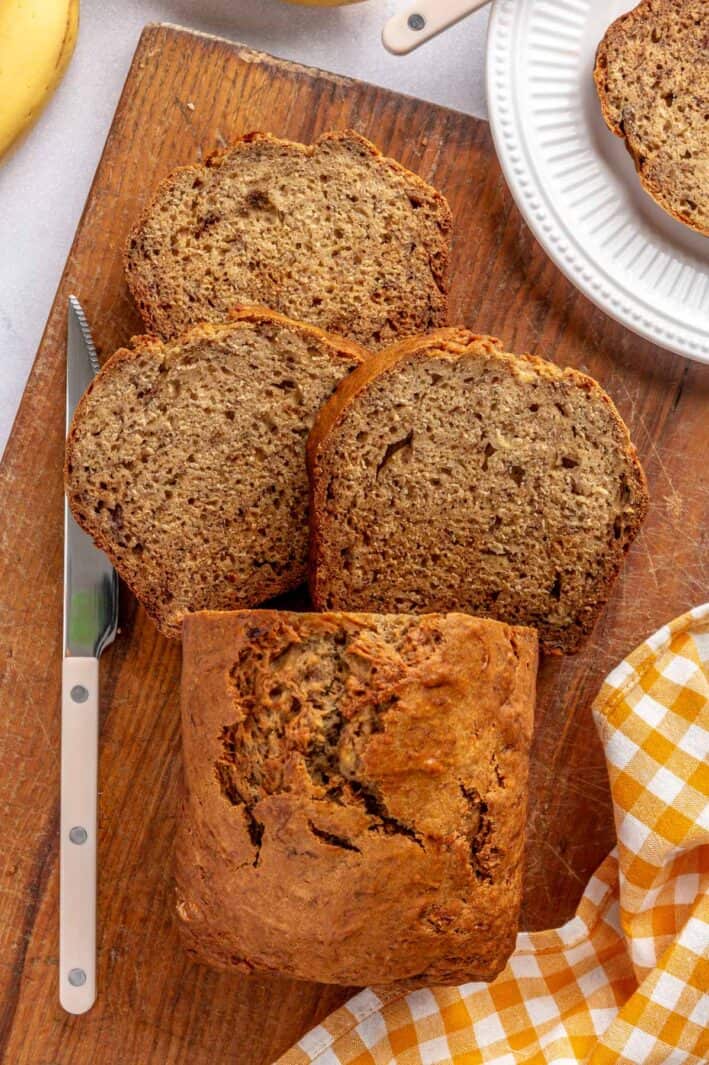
left=65, top=307, right=363, bottom=639
left=176, top=609, right=538, bottom=986
left=308, top=328, right=649, bottom=655
left=125, top=129, right=453, bottom=348
left=594, top=0, right=708, bottom=236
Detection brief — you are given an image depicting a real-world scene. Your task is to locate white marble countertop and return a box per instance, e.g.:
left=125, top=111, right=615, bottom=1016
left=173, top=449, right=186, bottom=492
left=0, top=0, right=491, bottom=457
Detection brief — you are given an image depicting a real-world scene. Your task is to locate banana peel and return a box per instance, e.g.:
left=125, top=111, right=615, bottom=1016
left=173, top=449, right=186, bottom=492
left=0, top=0, right=79, bottom=160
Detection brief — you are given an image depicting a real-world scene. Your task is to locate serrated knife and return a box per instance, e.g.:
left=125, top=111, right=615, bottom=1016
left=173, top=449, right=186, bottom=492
left=61, top=296, right=118, bottom=1014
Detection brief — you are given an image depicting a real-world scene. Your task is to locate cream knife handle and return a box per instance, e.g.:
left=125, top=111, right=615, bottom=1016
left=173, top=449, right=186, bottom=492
left=382, top=0, right=490, bottom=55
left=60, top=656, right=99, bottom=1014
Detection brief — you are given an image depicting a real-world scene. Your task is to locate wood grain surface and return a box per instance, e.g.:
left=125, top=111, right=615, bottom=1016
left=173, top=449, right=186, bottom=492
left=0, top=23, right=707, bottom=1065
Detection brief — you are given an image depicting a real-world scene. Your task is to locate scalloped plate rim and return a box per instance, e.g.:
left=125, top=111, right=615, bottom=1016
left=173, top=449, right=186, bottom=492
left=486, top=0, right=709, bottom=365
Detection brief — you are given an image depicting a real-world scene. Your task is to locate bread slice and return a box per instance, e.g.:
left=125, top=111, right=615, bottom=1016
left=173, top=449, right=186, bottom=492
left=308, top=328, right=649, bottom=654
left=594, top=0, right=708, bottom=235
left=65, top=307, right=363, bottom=639
left=176, top=609, right=538, bottom=986
left=124, top=129, right=452, bottom=348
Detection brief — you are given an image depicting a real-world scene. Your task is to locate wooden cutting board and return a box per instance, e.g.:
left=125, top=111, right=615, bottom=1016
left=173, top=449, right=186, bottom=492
left=0, top=23, right=706, bottom=1065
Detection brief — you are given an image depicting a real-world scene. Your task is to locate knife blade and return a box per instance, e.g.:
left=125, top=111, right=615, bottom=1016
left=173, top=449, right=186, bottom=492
left=60, top=296, right=118, bottom=1015
left=64, top=299, right=117, bottom=659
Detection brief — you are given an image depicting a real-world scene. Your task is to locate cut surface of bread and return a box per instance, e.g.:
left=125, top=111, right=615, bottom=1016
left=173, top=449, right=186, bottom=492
left=175, top=609, right=538, bottom=986
left=308, top=329, right=649, bottom=654
left=594, top=0, right=708, bottom=235
left=65, top=308, right=363, bottom=639
left=125, top=129, right=452, bottom=348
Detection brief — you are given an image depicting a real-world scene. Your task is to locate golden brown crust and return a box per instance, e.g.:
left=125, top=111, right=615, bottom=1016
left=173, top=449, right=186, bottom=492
left=307, top=329, right=649, bottom=655
left=64, top=306, right=366, bottom=639
left=306, top=329, right=502, bottom=475
left=124, top=128, right=453, bottom=343
left=175, top=609, right=538, bottom=986
left=593, top=0, right=709, bottom=236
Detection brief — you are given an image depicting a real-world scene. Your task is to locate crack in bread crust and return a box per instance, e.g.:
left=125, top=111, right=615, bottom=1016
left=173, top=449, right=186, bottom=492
left=176, top=609, right=538, bottom=987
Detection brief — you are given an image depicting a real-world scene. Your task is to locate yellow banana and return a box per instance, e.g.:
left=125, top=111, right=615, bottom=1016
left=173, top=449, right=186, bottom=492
left=0, top=0, right=79, bottom=160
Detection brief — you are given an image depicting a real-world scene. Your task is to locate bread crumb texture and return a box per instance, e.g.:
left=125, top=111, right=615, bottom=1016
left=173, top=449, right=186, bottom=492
left=175, top=609, right=538, bottom=986
left=594, top=0, right=709, bottom=235
left=125, top=129, right=452, bottom=347
left=308, top=330, right=649, bottom=655
left=64, top=309, right=362, bottom=639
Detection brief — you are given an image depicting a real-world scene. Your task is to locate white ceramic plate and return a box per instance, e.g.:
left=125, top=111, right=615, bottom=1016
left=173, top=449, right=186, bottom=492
left=486, top=0, right=709, bottom=364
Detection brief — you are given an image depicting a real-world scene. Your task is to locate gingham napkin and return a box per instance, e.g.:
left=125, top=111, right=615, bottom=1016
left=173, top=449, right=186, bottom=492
left=277, top=605, right=709, bottom=1065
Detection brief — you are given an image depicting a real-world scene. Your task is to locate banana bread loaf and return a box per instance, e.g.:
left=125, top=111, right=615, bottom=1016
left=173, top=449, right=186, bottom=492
left=65, top=307, right=363, bottom=638
left=175, top=609, right=538, bottom=986
left=594, top=0, right=708, bottom=235
left=125, top=129, right=452, bottom=347
left=307, top=328, right=648, bottom=654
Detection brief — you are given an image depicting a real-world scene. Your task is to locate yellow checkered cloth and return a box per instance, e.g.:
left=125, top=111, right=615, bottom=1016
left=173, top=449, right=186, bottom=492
left=277, top=605, right=709, bottom=1065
